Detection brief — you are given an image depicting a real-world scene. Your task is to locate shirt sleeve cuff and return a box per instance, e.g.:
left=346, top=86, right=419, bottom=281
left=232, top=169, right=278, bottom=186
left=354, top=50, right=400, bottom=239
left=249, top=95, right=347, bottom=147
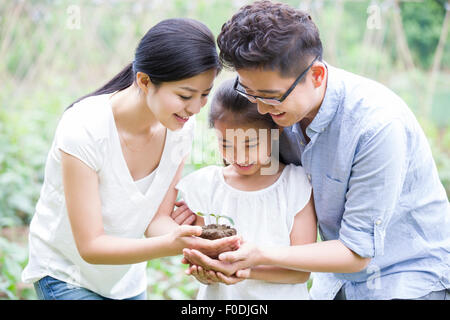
left=338, top=226, right=375, bottom=259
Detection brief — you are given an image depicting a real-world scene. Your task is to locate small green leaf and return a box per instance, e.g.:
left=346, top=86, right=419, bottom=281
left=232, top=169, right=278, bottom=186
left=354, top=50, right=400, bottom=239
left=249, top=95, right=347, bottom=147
left=195, top=212, right=205, bottom=217
left=219, top=215, right=235, bottom=226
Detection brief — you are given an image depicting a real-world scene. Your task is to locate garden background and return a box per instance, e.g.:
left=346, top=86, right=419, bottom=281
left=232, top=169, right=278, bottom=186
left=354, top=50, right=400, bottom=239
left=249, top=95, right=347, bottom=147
left=0, top=0, right=449, bottom=299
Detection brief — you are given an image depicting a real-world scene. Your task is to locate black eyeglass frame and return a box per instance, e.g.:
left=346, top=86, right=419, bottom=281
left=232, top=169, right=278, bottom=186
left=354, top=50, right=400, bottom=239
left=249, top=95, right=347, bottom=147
left=233, top=55, right=320, bottom=105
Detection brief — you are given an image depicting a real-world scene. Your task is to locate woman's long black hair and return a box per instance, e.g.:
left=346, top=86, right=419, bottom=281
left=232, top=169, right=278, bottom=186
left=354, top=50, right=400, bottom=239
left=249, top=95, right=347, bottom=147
left=67, top=18, right=221, bottom=109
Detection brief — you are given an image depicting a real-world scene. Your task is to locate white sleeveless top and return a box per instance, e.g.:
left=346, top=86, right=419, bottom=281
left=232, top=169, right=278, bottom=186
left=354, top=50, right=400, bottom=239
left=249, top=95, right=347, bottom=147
left=22, top=93, right=195, bottom=299
left=176, top=164, right=312, bottom=300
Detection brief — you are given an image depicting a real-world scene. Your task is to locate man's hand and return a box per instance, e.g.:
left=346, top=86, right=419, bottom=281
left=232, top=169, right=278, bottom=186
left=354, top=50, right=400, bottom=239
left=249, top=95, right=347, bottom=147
left=217, top=241, right=261, bottom=266
left=171, top=201, right=196, bottom=225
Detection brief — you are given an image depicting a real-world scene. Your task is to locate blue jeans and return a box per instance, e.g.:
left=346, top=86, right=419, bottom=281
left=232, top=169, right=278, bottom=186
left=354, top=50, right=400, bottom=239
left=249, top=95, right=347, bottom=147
left=34, top=275, right=147, bottom=300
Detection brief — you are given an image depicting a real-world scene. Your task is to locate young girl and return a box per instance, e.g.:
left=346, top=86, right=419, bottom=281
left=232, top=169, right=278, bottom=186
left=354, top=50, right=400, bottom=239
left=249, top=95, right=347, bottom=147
left=21, top=19, right=239, bottom=300
left=176, top=79, right=317, bottom=300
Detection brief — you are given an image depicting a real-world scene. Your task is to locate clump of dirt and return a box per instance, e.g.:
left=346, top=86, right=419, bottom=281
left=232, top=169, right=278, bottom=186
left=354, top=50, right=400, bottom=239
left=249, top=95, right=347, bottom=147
left=200, top=224, right=237, bottom=240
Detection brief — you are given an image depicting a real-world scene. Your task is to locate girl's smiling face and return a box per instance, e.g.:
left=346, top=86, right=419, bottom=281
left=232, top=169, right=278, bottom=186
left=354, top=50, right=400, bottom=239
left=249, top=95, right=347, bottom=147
left=214, top=118, right=275, bottom=176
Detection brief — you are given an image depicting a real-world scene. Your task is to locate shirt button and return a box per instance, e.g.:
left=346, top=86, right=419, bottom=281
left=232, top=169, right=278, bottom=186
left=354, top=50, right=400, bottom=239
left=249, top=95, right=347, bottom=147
left=375, top=219, right=382, bottom=226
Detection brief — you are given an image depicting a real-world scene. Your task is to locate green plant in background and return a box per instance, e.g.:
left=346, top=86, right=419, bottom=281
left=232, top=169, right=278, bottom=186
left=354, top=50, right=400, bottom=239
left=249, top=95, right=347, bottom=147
left=0, top=237, right=35, bottom=300
left=146, top=257, right=199, bottom=299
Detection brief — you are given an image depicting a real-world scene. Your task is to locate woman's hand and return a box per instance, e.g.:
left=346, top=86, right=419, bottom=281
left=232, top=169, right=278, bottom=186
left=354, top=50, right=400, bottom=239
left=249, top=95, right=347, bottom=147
left=167, top=225, right=241, bottom=257
left=171, top=201, right=196, bottom=225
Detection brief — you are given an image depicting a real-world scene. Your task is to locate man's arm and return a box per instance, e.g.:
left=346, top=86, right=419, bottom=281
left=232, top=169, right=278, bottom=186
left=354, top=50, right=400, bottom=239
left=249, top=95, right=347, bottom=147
left=184, top=119, right=407, bottom=275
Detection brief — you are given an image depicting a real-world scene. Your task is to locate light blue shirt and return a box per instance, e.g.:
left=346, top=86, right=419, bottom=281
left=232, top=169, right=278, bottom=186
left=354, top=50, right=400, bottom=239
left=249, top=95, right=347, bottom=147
left=279, top=64, right=450, bottom=299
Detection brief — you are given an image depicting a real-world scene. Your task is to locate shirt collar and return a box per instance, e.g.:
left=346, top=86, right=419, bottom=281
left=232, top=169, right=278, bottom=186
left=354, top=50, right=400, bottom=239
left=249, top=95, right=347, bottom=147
left=304, top=62, right=342, bottom=134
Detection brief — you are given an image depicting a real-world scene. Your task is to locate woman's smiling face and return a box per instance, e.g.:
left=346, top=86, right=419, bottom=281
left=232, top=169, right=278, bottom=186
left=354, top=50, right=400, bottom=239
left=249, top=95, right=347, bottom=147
left=143, top=69, right=217, bottom=131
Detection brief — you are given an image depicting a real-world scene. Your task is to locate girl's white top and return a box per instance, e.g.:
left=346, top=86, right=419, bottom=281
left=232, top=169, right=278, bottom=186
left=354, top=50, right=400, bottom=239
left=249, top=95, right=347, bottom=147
left=176, top=164, right=312, bottom=300
left=21, top=93, right=195, bottom=299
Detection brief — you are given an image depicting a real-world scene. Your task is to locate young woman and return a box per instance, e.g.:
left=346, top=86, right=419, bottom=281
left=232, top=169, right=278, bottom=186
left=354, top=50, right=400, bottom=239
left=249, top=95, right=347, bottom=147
left=21, top=18, right=239, bottom=300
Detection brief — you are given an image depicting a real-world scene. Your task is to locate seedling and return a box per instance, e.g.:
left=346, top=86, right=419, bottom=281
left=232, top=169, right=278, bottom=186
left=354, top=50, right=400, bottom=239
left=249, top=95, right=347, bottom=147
left=195, top=212, right=235, bottom=226
left=194, top=212, right=237, bottom=240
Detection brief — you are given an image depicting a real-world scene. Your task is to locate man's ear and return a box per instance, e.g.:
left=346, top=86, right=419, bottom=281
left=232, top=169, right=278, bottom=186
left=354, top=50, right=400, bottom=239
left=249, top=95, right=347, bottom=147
left=311, top=63, right=326, bottom=88
left=136, top=71, right=152, bottom=94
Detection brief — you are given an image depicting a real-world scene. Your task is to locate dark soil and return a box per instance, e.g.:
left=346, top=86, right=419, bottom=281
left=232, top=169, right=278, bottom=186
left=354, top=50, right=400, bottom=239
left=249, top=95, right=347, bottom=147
left=200, top=224, right=237, bottom=240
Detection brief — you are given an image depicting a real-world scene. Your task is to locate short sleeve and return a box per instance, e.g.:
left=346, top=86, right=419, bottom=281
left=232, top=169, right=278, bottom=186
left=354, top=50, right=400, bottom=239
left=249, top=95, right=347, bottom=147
left=338, top=120, right=407, bottom=258
left=175, top=167, right=212, bottom=215
left=55, top=109, right=104, bottom=172
left=285, top=165, right=312, bottom=230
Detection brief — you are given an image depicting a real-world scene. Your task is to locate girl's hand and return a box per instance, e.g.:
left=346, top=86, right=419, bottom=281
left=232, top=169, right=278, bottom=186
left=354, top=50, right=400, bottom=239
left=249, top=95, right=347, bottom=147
left=216, top=269, right=249, bottom=285
left=182, top=241, right=260, bottom=276
left=185, top=264, right=248, bottom=285
left=183, top=248, right=243, bottom=277
left=171, top=201, right=196, bottom=225
left=185, top=265, right=215, bottom=285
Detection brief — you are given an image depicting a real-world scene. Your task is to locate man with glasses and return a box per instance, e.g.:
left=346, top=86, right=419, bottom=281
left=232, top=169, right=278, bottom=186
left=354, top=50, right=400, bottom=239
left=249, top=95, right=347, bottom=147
left=183, top=1, right=449, bottom=300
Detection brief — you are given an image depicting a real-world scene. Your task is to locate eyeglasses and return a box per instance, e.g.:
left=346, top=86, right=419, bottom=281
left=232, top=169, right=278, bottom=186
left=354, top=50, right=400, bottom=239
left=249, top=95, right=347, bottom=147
left=233, top=55, right=320, bottom=106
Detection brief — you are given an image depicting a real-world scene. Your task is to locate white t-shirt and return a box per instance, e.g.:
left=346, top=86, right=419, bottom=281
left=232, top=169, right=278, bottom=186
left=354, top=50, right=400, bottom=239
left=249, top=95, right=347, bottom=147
left=21, top=93, right=195, bottom=299
left=176, top=164, right=312, bottom=300
left=135, top=170, right=157, bottom=194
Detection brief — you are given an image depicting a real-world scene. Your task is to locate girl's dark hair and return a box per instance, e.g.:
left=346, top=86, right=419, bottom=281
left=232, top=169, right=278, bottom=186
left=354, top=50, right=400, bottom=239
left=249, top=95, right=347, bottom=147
left=67, top=18, right=221, bottom=109
left=217, top=0, right=322, bottom=78
left=208, top=78, right=277, bottom=129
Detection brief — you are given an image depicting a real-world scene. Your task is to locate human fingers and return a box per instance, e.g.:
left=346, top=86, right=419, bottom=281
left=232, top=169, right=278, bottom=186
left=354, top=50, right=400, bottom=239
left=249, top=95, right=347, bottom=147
left=181, top=256, right=190, bottom=265
left=196, top=235, right=241, bottom=257
left=173, top=207, right=194, bottom=225
left=184, top=249, right=236, bottom=276
left=189, top=265, right=211, bottom=285
left=216, top=272, right=245, bottom=285
left=174, top=200, right=186, bottom=207
left=176, top=225, right=202, bottom=238
left=235, top=268, right=251, bottom=279
left=171, top=203, right=188, bottom=219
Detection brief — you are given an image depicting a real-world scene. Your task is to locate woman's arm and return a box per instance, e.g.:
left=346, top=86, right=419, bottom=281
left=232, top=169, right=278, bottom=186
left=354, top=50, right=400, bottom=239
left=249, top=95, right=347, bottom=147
left=145, top=158, right=190, bottom=237
left=61, top=151, right=238, bottom=265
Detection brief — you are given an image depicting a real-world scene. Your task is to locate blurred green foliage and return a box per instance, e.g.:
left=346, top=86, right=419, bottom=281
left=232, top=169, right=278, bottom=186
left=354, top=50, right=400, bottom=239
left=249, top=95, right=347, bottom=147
left=0, top=0, right=449, bottom=300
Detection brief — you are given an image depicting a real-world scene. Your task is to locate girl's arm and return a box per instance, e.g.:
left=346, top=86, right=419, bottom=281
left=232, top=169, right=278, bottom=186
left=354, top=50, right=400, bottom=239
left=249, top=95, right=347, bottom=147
left=61, top=151, right=238, bottom=265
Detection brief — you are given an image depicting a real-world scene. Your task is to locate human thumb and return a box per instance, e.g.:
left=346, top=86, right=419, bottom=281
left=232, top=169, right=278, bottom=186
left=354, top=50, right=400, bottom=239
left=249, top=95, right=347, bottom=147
left=178, top=225, right=202, bottom=237
left=218, top=250, right=241, bottom=263
left=235, top=268, right=251, bottom=279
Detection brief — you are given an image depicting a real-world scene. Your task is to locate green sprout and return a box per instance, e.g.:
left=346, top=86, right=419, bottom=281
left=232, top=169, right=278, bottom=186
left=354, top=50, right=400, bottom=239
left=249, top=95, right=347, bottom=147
left=195, top=212, right=235, bottom=226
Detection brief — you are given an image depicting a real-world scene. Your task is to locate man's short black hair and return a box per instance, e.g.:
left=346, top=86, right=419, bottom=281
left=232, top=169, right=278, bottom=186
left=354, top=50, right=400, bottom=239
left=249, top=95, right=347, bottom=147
left=217, top=0, right=323, bottom=78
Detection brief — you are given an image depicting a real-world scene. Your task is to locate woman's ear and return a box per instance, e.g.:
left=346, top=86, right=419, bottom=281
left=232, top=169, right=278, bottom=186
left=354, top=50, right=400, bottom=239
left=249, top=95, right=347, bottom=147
left=136, top=71, right=152, bottom=94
